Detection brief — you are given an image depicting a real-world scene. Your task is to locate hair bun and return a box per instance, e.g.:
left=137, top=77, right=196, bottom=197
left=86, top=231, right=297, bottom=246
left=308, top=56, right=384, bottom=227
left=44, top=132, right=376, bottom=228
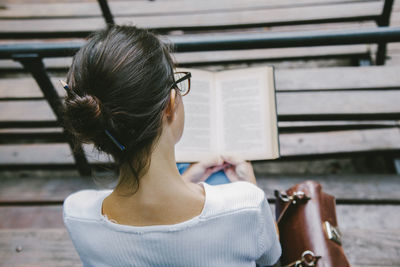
left=63, top=93, right=106, bottom=143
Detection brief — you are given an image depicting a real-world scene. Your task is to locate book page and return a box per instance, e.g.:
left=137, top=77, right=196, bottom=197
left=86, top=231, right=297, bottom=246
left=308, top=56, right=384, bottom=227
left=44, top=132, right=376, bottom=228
left=215, top=66, right=279, bottom=160
left=175, top=68, right=218, bottom=162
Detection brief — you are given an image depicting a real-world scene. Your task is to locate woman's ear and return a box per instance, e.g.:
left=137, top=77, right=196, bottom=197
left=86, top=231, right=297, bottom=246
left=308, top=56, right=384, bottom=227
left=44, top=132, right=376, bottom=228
left=165, top=88, right=177, bottom=121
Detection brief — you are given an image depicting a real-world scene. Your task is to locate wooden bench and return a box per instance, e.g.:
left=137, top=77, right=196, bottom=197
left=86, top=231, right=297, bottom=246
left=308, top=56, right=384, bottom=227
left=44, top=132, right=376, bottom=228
left=1, top=5, right=400, bottom=265
left=1, top=27, right=399, bottom=175
left=1, top=65, right=400, bottom=170
left=0, top=0, right=392, bottom=36
left=0, top=0, right=395, bottom=64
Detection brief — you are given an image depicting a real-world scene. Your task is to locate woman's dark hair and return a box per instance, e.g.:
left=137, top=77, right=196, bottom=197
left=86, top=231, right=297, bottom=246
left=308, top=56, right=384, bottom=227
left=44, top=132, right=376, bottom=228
left=63, top=25, right=175, bottom=195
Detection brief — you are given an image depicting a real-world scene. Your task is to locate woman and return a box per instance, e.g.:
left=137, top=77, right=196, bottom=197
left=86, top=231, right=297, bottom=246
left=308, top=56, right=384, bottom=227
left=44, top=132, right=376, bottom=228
left=62, top=25, right=281, bottom=267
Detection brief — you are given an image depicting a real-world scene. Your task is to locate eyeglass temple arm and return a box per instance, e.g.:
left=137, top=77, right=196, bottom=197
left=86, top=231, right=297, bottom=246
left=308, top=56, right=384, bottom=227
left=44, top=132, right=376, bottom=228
left=174, top=72, right=191, bottom=85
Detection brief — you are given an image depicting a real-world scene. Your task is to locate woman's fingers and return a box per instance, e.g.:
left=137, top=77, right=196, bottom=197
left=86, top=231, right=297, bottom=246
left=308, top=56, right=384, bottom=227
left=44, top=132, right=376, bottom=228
left=200, top=155, right=224, bottom=169
left=224, top=166, right=240, bottom=182
left=221, top=157, right=258, bottom=185
left=221, top=154, right=245, bottom=166
left=236, top=163, right=251, bottom=178
left=207, top=165, right=223, bottom=173
left=183, top=155, right=253, bottom=184
left=201, top=164, right=228, bottom=181
left=195, top=164, right=225, bottom=182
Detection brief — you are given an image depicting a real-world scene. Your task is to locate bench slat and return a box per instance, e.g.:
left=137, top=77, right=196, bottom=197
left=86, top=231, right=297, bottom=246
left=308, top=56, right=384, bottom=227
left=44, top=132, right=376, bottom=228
left=2, top=90, right=399, bottom=121
left=1, top=204, right=399, bottom=229
left=277, top=90, right=400, bottom=115
left=1, top=173, right=399, bottom=203
left=0, top=2, right=382, bottom=33
left=279, top=128, right=400, bottom=157
left=0, top=0, right=372, bottom=18
left=0, top=229, right=81, bottom=267
left=173, top=45, right=371, bottom=66
left=276, top=66, right=400, bottom=90
left=278, top=120, right=398, bottom=127
left=5, top=65, right=400, bottom=100
left=0, top=44, right=371, bottom=71
left=1, top=120, right=395, bottom=133
left=0, top=0, right=362, bottom=4
left=0, top=128, right=399, bottom=165
left=257, top=174, right=400, bottom=202
left=0, top=206, right=63, bottom=229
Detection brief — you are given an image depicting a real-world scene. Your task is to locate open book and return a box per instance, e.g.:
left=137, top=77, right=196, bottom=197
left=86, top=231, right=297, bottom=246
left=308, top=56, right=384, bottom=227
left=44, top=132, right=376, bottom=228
left=175, top=66, right=280, bottom=162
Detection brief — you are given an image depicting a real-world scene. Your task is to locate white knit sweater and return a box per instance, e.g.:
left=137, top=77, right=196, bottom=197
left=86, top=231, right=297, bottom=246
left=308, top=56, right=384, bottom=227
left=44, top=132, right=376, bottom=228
left=63, top=181, right=281, bottom=267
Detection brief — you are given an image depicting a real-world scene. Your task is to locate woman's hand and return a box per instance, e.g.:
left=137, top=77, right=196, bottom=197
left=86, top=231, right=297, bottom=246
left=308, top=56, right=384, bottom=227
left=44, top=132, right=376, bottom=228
left=222, top=155, right=257, bottom=185
left=181, top=156, right=226, bottom=183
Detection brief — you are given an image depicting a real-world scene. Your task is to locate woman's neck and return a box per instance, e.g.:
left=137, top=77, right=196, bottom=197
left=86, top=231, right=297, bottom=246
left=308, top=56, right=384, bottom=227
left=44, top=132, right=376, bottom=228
left=112, top=129, right=195, bottom=201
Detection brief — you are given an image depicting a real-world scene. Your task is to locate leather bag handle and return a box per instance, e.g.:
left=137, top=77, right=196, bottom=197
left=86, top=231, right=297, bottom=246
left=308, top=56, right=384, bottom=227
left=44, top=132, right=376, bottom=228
left=274, top=190, right=311, bottom=224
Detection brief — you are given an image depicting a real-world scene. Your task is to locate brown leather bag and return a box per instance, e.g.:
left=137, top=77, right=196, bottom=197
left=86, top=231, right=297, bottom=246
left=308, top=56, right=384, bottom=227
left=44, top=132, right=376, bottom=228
left=274, top=180, right=350, bottom=267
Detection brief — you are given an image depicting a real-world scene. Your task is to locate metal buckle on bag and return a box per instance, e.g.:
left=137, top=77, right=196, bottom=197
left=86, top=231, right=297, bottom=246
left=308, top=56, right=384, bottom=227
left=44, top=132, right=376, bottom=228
left=323, top=221, right=342, bottom=245
left=275, top=190, right=310, bottom=204
left=284, top=250, right=321, bottom=267
left=300, top=250, right=321, bottom=267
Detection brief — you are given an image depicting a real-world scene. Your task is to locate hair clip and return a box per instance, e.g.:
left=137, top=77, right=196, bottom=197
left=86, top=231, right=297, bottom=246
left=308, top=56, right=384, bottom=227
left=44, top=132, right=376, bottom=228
left=105, top=129, right=126, bottom=151
left=60, top=80, right=125, bottom=151
left=59, top=79, right=79, bottom=97
left=59, top=79, right=70, bottom=91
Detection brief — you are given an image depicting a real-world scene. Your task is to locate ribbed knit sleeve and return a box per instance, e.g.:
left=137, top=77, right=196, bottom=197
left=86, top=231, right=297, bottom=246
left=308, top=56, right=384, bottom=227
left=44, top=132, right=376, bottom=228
left=255, top=195, right=281, bottom=266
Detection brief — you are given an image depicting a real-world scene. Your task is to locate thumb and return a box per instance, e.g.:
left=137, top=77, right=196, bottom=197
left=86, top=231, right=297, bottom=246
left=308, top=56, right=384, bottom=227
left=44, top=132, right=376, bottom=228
left=224, top=166, right=239, bottom=182
left=221, top=154, right=243, bottom=166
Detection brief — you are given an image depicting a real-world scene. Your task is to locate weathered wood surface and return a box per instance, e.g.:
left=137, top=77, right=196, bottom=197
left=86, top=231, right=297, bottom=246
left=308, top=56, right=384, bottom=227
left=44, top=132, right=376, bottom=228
left=0, top=1, right=382, bottom=33
left=0, top=213, right=399, bottom=266
left=0, top=0, right=377, bottom=18
left=276, top=66, right=400, bottom=91
left=2, top=124, right=398, bottom=145
left=0, top=44, right=371, bottom=70
left=1, top=174, right=399, bottom=203
left=0, top=206, right=64, bottom=229
left=279, top=128, right=400, bottom=156
left=276, top=90, right=400, bottom=115
left=0, top=120, right=396, bottom=134
left=2, top=90, right=400, bottom=121
left=0, top=229, right=82, bottom=267
left=267, top=20, right=377, bottom=33
left=278, top=120, right=398, bottom=128
left=4, top=66, right=398, bottom=99
left=0, top=0, right=364, bottom=4
left=342, top=229, right=400, bottom=267
left=1, top=204, right=400, bottom=229
left=0, top=128, right=63, bottom=133
left=0, top=174, right=99, bottom=203
left=0, top=2, right=399, bottom=267
left=2, top=190, right=400, bottom=229
left=1, top=128, right=400, bottom=165
left=257, top=174, right=400, bottom=201
left=1, top=171, right=399, bottom=264
left=173, top=44, right=372, bottom=66
left=0, top=120, right=396, bottom=135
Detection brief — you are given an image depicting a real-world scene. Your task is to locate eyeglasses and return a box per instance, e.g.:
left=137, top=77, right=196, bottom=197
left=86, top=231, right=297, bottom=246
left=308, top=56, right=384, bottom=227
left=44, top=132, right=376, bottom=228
left=170, top=71, right=191, bottom=96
